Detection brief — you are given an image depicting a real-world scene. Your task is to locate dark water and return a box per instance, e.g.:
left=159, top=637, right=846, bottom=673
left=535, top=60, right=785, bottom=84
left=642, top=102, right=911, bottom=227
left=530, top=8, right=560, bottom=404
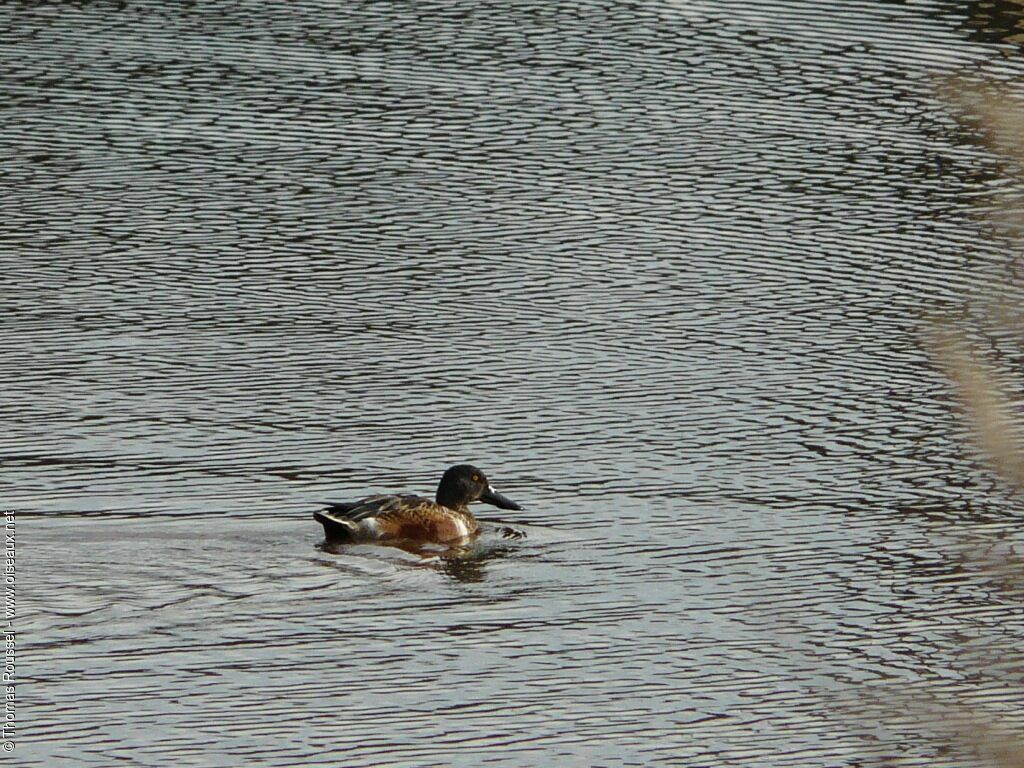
left=7, top=0, right=1024, bottom=765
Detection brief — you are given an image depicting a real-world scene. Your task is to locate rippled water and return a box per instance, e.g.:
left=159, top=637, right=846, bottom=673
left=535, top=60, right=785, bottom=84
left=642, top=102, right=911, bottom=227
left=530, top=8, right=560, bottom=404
left=8, top=0, right=1024, bottom=765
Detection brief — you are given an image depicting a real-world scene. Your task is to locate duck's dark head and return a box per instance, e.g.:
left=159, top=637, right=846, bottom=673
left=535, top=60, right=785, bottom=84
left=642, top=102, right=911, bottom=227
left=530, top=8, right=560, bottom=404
left=436, top=464, right=522, bottom=512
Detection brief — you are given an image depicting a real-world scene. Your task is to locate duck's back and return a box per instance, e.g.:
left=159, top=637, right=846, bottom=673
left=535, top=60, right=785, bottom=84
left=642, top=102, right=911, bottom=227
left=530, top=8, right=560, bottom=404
left=324, top=494, right=415, bottom=519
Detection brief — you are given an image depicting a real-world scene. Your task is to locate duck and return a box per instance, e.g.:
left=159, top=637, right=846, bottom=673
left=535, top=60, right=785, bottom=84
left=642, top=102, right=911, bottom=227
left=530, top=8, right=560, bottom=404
left=313, top=464, right=522, bottom=544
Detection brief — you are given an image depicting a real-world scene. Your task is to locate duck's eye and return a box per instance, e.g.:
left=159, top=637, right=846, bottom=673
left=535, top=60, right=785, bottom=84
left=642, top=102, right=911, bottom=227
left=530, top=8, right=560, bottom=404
left=472, top=474, right=480, bottom=482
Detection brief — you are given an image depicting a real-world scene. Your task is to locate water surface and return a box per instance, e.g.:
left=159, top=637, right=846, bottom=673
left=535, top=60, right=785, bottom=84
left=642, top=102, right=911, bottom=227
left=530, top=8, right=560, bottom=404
left=6, top=0, right=1024, bottom=765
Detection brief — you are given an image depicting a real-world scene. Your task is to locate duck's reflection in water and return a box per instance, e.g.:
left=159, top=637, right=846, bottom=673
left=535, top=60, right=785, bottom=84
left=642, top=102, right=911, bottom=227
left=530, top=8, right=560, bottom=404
left=316, top=525, right=526, bottom=583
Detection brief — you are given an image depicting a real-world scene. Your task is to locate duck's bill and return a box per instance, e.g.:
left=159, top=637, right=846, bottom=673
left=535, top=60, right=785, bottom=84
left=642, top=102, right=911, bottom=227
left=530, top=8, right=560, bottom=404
left=481, top=486, right=522, bottom=511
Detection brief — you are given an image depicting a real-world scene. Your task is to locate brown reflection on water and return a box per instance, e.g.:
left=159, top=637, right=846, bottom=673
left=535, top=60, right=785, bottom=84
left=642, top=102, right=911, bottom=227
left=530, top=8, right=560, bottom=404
left=317, top=528, right=526, bottom=584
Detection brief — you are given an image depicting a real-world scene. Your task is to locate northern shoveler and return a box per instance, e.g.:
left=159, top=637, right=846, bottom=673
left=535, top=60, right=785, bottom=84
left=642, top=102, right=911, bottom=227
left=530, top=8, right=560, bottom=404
left=313, top=464, right=522, bottom=544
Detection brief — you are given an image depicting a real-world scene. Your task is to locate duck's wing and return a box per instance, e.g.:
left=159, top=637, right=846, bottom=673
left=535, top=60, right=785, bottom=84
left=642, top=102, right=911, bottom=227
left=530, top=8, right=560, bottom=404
left=314, top=495, right=415, bottom=540
left=322, top=494, right=430, bottom=521
left=320, top=501, right=358, bottom=515
left=321, top=495, right=387, bottom=520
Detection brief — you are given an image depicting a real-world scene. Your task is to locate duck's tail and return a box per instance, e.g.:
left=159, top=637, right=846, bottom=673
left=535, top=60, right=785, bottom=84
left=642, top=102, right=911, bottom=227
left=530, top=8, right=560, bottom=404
left=313, top=509, right=360, bottom=540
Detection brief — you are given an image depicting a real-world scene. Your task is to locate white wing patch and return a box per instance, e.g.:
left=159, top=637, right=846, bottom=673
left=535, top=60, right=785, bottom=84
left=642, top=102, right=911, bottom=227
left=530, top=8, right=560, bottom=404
left=361, top=518, right=381, bottom=537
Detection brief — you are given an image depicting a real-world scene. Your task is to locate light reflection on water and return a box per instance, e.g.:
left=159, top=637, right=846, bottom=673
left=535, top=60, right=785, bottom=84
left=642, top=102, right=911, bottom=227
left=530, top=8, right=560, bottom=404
left=7, top=0, right=1024, bottom=765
